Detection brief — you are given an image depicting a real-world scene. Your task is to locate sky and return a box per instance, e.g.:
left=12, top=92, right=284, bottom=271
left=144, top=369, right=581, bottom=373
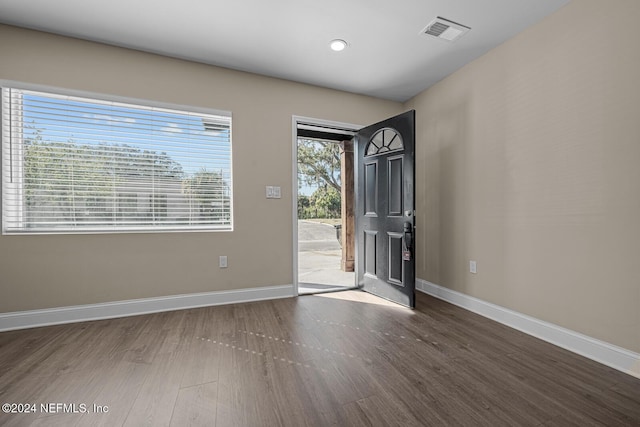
left=298, top=183, right=317, bottom=197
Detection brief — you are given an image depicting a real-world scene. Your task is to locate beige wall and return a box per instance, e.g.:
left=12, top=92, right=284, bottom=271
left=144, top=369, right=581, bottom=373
left=407, top=0, right=640, bottom=353
left=0, top=24, right=402, bottom=312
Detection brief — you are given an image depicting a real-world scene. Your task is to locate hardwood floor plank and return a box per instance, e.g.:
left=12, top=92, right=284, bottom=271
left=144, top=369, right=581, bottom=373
left=214, top=340, right=287, bottom=427
left=339, top=400, right=373, bottom=427
left=498, top=351, right=638, bottom=425
left=354, top=394, right=426, bottom=427
left=29, top=412, right=85, bottom=427
left=540, top=413, right=607, bottom=426
left=86, top=359, right=150, bottom=427
left=610, top=380, right=640, bottom=412
left=121, top=352, right=184, bottom=427
left=169, top=382, right=217, bottom=427
left=178, top=337, right=221, bottom=389
left=28, top=362, right=114, bottom=426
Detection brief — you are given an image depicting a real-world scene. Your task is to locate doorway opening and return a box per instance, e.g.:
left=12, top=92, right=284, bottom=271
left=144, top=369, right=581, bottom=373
left=292, top=117, right=360, bottom=295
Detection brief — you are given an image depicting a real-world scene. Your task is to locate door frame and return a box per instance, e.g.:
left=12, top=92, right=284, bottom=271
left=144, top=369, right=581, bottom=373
left=291, top=115, right=361, bottom=296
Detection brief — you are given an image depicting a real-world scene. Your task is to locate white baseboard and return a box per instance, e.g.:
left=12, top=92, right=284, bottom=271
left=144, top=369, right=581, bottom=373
left=416, top=279, right=640, bottom=379
left=0, top=285, right=294, bottom=332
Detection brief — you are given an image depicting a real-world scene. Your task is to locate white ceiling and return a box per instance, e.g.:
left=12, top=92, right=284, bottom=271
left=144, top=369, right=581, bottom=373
left=0, top=0, right=570, bottom=102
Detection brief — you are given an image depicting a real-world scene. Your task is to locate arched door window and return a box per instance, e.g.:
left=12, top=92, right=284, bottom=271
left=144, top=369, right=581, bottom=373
left=365, top=128, right=403, bottom=156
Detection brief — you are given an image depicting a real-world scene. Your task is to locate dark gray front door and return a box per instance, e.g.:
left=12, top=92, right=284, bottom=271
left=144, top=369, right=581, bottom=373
left=355, top=110, right=415, bottom=308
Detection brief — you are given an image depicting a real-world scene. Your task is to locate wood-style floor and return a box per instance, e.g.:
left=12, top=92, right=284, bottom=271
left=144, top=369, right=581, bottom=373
left=0, top=291, right=638, bottom=426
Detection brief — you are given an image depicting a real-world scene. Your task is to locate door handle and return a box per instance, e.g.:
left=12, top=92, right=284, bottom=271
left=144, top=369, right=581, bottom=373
left=403, top=222, right=413, bottom=260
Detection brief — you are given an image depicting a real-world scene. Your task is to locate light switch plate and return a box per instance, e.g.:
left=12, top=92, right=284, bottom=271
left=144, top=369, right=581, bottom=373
left=470, top=260, right=477, bottom=274
left=266, top=186, right=281, bottom=199
left=219, top=256, right=228, bottom=268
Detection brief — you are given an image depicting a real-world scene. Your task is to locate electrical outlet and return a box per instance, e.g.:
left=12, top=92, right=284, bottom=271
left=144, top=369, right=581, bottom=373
left=219, top=256, right=228, bottom=268
left=469, top=260, right=477, bottom=274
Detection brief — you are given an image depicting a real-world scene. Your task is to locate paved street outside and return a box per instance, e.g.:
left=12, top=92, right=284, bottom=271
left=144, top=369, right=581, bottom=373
left=298, top=220, right=355, bottom=293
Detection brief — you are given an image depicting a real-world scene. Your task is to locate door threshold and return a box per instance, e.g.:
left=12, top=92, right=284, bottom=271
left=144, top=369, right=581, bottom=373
left=298, top=283, right=358, bottom=296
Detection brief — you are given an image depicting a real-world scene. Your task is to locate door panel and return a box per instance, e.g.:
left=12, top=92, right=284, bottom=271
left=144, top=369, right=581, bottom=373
left=355, top=110, right=415, bottom=308
left=364, top=162, right=378, bottom=216
left=388, top=156, right=403, bottom=216
left=388, top=232, right=404, bottom=285
left=364, top=230, right=377, bottom=276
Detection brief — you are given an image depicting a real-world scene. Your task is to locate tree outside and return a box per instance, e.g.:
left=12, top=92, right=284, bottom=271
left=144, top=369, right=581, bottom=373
left=298, top=185, right=341, bottom=219
left=182, top=169, right=231, bottom=224
left=297, top=139, right=342, bottom=219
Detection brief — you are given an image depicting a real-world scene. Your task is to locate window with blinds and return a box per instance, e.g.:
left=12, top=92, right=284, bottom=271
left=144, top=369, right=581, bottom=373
left=1, top=86, right=233, bottom=234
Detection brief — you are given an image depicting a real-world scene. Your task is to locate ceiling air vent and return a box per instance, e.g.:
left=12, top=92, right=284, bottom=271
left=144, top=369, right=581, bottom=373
left=421, top=17, right=470, bottom=42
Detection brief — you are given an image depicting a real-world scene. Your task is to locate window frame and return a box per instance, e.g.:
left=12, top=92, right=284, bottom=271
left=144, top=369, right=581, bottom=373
left=0, top=81, right=234, bottom=235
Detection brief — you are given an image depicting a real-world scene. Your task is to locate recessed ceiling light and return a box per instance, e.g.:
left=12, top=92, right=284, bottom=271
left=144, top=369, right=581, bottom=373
left=330, top=39, right=347, bottom=52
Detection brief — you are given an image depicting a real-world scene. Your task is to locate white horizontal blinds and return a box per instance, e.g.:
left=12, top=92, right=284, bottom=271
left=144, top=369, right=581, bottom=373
left=2, top=87, right=232, bottom=233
